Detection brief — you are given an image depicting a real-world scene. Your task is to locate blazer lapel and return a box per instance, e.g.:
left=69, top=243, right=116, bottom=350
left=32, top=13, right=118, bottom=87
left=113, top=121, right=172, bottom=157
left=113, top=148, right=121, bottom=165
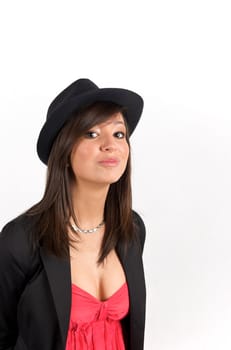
left=40, top=247, right=71, bottom=347
left=117, top=238, right=146, bottom=350
left=116, top=240, right=146, bottom=328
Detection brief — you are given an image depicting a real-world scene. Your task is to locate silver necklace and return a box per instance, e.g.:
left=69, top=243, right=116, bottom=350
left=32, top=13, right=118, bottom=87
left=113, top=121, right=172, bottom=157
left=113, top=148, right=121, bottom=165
left=70, top=220, right=105, bottom=234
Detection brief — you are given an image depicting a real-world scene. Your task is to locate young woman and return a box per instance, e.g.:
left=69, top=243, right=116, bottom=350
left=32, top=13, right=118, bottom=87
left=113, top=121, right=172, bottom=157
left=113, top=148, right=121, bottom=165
left=0, top=78, right=146, bottom=350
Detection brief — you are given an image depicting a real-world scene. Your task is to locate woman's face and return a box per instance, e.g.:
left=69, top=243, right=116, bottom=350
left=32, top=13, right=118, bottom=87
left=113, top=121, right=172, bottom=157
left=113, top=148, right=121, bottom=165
left=70, top=112, right=129, bottom=188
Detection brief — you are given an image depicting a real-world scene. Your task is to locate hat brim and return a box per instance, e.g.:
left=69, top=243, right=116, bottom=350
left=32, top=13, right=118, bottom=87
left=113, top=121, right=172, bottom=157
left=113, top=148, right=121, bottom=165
left=37, top=88, right=143, bottom=164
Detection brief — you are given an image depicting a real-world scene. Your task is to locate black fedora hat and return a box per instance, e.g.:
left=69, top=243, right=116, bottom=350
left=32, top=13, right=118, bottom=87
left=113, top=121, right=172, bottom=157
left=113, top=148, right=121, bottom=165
left=37, top=78, right=144, bottom=164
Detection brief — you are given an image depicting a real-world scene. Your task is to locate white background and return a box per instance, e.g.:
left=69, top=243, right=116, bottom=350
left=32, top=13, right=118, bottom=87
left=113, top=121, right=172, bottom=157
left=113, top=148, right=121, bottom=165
left=0, top=1, right=231, bottom=349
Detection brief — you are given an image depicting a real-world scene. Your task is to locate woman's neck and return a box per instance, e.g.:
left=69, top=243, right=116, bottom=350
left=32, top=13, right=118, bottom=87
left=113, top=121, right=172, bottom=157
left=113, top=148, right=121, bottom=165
left=71, top=182, right=109, bottom=229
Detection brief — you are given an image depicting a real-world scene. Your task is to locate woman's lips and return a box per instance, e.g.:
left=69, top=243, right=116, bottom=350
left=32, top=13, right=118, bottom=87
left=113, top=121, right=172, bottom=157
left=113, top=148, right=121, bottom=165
left=98, top=158, right=120, bottom=166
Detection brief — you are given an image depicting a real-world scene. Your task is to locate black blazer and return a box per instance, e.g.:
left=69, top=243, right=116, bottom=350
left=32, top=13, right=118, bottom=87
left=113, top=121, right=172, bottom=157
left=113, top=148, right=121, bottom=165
left=0, top=212, right=146, bottom=350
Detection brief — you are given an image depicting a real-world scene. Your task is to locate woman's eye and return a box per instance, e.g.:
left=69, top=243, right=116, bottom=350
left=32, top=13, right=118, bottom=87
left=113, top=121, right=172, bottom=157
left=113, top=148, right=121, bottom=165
left=85, top=131, right=98, bottom=138
left=114, top=131, right=125, bottom=139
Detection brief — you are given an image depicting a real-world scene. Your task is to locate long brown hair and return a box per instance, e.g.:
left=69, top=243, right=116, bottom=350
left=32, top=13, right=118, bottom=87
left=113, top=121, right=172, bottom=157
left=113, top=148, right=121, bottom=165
left=26, top=101, right=134, bottom=263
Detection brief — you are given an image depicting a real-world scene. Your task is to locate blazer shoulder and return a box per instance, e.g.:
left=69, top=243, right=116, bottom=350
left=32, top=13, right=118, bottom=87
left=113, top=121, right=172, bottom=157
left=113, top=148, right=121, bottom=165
left=0, top=214, right=39, bottom=276
left=132, top=210, right=146, bottom=253
left=1, top=214, right=33, bottom=245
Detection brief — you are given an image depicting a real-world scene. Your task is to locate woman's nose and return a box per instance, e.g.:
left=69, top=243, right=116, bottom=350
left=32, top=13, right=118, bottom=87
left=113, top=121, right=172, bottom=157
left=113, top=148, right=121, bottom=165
left=100, top=135, right=117, bottom=152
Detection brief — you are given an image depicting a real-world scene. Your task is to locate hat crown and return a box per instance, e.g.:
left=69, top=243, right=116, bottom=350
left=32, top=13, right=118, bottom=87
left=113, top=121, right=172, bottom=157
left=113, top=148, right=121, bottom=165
left=47, top=79, right=98, bottom=120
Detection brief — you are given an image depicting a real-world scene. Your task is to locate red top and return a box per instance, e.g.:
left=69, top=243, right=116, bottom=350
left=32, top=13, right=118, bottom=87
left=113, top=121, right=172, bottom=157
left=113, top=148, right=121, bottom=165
left=65, top=282, right=129, bottom=350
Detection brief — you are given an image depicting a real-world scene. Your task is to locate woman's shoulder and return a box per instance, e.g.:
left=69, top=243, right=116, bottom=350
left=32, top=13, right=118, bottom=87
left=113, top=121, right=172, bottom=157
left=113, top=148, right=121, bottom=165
left=0, top=214, right=39, bottom=272
left=132, top=210, right=145, bottom=231
left=1, top=214, right=36, bottom=243
left=132, top=210, right=146, bottom=253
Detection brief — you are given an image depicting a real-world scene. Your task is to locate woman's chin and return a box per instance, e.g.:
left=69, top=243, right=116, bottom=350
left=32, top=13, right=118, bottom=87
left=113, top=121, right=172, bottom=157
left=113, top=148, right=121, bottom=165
left=95, top=174, right=123, bottom=186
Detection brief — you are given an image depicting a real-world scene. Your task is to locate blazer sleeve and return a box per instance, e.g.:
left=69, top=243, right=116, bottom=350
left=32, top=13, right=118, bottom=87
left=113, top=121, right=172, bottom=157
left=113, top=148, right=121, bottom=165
left=132, top=210, right=146, bottom=254
left=0, top=216, right=38, bottom=349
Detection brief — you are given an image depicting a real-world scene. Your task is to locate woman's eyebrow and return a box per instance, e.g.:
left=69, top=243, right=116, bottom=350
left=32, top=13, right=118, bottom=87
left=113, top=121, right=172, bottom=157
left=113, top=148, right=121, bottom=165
left=113, top=120, right=125, bottom=125
left=101, top=120, right=125, bottom=127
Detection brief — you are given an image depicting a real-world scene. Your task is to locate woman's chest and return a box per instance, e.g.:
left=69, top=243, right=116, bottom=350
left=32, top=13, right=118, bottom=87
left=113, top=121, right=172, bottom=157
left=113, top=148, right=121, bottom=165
left=70, top=248, right=126, bottom=301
